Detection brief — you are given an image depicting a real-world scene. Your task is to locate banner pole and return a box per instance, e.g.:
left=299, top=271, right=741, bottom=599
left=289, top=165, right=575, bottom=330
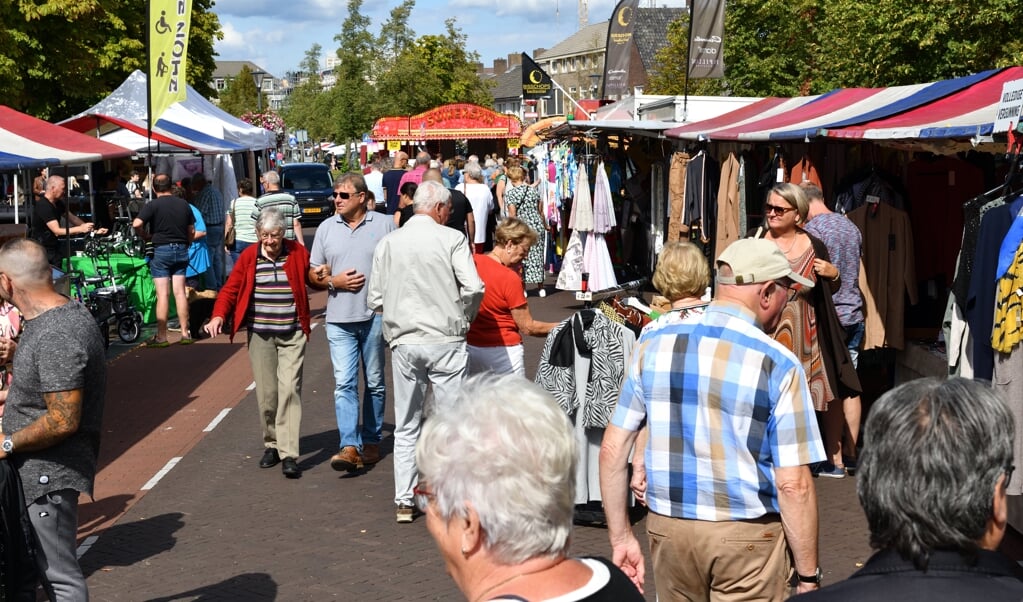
left=683, top=0, right=694, bottom=122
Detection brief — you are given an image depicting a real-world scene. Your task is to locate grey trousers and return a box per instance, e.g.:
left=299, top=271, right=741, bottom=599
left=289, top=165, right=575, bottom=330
left=390, top=342, right=467, bottom=506
left=29, top=488, right=87, bottom=601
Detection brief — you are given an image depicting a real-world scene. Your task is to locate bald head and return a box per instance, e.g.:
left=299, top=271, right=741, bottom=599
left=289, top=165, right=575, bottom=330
left=422, top=168, right=443, bottom=183
left=0, top=238, right=54, bottom=289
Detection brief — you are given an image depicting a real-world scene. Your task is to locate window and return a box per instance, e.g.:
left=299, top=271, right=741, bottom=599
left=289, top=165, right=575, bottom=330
left=569, top=87, right=577, bottom=94
left=215, top=78, right=226, bottom=91
left=549, top=61, right=558, bottom=74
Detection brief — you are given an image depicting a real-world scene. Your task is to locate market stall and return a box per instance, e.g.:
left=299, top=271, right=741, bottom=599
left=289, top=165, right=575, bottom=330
left=371, top=103, right=523, bottom=158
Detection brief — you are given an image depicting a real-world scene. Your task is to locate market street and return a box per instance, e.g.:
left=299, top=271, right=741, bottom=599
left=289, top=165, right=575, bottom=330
left=77, top=281, right=873, bottom=600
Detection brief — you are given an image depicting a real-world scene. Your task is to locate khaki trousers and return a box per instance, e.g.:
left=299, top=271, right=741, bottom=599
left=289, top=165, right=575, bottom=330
left=646, top=511, right=792, bottom=602
left=247, top=329, right=306, bottom=459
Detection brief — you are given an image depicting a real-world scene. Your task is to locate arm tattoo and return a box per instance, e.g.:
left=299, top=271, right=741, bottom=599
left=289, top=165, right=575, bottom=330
left=11, top=389, right=83, bottom=452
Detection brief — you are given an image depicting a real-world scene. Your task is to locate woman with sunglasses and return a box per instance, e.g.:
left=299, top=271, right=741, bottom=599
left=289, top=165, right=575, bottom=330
left=415, top=373, right=645, bottom=601
left=751, top=183, right=856, bottom=418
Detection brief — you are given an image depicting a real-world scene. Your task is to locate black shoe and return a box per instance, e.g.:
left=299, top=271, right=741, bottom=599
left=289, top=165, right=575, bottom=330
left=281, top=457, right=301, bottom=479
left=259, top=448, right=281, bottom=468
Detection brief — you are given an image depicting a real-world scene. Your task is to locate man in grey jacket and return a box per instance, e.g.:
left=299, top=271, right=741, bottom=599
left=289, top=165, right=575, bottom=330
left=368, top=180, right=484, bottom=524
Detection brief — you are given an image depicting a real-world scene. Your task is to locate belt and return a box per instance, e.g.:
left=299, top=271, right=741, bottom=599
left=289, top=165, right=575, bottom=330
left=207, top=222, right=224, bottom=227
left=155, top=242, right=187, bottom=248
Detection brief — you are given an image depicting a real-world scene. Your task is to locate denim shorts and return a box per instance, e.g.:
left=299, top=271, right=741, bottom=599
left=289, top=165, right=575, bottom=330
left=844, top=322, right=865, bottom=369
left=150, top=243, right=189, bottom=278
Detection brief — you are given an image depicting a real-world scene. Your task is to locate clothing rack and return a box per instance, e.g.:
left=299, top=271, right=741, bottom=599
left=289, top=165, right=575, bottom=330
left=576, top=277, right=647, bottom=307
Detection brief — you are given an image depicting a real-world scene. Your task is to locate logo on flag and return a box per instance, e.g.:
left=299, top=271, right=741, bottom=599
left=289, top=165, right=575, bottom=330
left=150, top=0, right=193, bottom=126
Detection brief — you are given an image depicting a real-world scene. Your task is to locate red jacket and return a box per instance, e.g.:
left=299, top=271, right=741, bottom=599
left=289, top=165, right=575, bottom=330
left=212, top=239, right=312, bottom=342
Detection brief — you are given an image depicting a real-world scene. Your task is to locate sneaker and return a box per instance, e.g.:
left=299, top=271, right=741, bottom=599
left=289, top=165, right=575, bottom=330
left=362, top=443, right=381, bottom=465
left=330, top=446, right=364, bottom=472
left=816, top=463, right=847, bottom=479
left=396, top=503, right=415, bottom=523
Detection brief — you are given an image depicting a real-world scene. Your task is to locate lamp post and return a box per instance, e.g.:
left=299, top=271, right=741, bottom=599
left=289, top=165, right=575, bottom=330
left=251, top=70, right=266, bottom=113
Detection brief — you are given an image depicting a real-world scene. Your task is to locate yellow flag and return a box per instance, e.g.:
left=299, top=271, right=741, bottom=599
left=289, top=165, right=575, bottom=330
left=149, top=0, right=192, bottom=126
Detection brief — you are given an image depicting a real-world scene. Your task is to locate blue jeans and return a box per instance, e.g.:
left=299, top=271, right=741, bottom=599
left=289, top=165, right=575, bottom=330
left=844, top=322, right=865, bottom=369
left=326, top=315, right=386, bottom=450
left=205, top=223, right=225, bottom=289
left=230, top=240, right=254, bottom=264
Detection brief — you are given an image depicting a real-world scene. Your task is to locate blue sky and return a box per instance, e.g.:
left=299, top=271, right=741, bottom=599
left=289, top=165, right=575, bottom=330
left=212, top=0, right=683, bottom=79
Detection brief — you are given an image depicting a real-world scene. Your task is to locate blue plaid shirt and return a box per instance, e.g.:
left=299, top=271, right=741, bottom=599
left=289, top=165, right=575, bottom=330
left=195, top=183, right=225, bottom=226
left=611, top=300, right=824, bottom=521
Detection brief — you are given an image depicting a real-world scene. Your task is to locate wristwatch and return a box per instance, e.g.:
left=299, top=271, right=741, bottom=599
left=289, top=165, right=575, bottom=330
left=326, top=278, right=336, bottom=294
left=796, top=567, right=822, bottom=586
left=1, top=437, right=14, bottom=454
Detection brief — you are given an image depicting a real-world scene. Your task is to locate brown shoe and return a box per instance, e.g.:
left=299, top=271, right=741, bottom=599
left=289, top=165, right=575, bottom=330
left=330, top=446, right=364, bottom=472
left=362, top=443, right=381, bottom=465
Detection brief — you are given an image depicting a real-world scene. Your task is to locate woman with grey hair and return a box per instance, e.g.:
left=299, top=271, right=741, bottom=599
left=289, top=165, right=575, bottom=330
left=415, top=373, right=644, bottom=601
left=204, top=207, right=313, bottom=479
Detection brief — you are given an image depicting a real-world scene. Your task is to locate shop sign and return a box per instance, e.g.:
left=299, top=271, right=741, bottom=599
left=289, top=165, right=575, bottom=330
left=994, top=78, right=1023, bottom=133
left=507, top=139, right=520, bottom=149
left=386, top=140, right=401, bottom=151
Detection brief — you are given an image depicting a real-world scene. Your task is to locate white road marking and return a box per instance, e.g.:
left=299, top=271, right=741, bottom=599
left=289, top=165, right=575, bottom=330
left=76, top=535, right=98, bottom=559
left=141, top=457, right=182, bottom=491
left=203, top=408, right=231, bottom=432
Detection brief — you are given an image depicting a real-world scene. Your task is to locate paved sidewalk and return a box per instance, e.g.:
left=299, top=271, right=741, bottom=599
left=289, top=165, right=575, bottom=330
left=78, top=283, right=872, bottom=600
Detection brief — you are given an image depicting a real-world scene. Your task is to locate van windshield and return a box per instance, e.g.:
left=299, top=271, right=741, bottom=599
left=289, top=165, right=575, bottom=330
left=283, top=170, right=332, bottom=190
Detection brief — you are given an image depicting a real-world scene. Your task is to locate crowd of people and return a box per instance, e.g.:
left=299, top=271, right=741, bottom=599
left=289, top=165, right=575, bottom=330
left=5, top=151, right=1023, bottom=601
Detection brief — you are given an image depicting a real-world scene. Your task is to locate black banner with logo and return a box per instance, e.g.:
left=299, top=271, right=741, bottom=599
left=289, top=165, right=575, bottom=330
left=603, top=0, right=640, bottom=97
left=688, top=0, right=725, bottom=79
left=521, top=53, right=553, bottom=99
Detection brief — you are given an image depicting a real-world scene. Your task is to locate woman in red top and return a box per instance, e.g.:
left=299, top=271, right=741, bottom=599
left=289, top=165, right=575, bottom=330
left=467, top=218, right=557, bottom=376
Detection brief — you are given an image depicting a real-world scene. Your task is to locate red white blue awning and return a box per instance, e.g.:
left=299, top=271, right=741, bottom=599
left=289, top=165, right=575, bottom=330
left=0, top=105, right=132, bottom=171
left=664, top=96, right=821, bottom=140
left=822, top=66, right=1023, bottom=140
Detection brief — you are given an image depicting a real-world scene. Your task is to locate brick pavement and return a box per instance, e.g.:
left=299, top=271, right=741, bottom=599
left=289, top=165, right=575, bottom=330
left=79, top=282, right=872, bottom=601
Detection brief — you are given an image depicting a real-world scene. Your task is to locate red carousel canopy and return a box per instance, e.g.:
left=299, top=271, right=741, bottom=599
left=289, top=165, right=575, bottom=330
left=372, top=103, right=522, bottom=140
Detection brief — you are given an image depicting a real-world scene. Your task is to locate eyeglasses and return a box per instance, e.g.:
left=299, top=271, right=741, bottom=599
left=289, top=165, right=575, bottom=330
left=333, top=191, right=362, bottom=199
left=1006, top=464, right=1015, bottom=488
left=259, top=232, right=284, bottom=241
left=771, top=281, right=798, bottom=302
left=764, top=204, right=796, bottom=216
left=413, top=482, right=435, bottom=512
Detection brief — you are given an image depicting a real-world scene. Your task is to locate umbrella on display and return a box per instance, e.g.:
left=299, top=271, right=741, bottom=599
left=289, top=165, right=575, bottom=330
left=583, top=161, right=618, bottom=291
left=557, top=162, right=592, bottom=291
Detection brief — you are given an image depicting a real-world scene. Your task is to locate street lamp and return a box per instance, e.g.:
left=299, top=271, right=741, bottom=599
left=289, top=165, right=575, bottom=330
left=251, top=70, right=267, bottom=112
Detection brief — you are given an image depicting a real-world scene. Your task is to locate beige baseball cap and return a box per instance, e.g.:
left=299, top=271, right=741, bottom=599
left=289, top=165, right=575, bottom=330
left=716, top=238, right=814, bottom=288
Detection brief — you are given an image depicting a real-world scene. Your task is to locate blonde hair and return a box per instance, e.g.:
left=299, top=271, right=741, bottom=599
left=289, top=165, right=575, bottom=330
left=506, top=166, right=526, bottom=183
left=494, top=217, right=538, bottom=248
left=769, top=182, right=809, bottom=223
left=652, top=241, right=710, bottom=302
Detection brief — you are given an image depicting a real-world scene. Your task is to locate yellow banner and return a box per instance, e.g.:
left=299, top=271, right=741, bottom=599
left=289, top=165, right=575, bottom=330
left=386, top=140, right=402, bottom=151
left=507, top=139, right=520, bottom=149
left=150, top=0, right=192, bottom=126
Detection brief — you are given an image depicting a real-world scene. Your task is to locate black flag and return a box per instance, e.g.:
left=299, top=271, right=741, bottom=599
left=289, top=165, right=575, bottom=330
left=521, top=53, right=553, bottom=99
left=603, top=0, right=640, bottom=97
left=688, top=0, right=726, bottom=79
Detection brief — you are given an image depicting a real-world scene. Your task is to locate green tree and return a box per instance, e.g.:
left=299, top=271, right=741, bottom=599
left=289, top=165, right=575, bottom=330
left=329, top=0, right=376, bottom=141
left=218, top=65, right=265, bottom=117
left=373, top=19, right=493, bottom=116
left=282, top=44, right=330, bottom=138
left=0, top=0, right=221, bottom=119
left=376, top=0, right=416, bottom=68
left=648, top=0, right=1023, bottom=98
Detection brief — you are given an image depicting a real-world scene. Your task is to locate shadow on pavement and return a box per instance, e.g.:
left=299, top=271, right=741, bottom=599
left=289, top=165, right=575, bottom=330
left=143, top=573, right=277, bottom=601
left=80, top=512, right=185, bottom=577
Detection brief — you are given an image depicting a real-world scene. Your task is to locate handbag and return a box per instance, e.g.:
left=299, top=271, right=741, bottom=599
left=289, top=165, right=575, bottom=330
left=224, top=200, right=237, bottom=247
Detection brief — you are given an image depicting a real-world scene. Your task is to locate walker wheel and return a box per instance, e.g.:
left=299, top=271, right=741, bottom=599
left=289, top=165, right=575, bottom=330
left=118, top=315, right=141, bottom=343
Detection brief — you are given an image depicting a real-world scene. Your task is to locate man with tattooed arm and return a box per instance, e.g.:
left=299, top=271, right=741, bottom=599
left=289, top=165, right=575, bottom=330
left=0, top=238, right=107, bottom=601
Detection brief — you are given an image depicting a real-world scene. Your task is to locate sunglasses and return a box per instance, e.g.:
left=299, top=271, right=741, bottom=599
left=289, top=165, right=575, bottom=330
left=333, top=191, right=362, bottom=199
left=764, top=204, right=796, bottom=216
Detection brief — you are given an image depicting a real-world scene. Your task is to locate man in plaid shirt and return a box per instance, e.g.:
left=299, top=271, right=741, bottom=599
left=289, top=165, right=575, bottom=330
left=600, top=238, right=826, bottom=601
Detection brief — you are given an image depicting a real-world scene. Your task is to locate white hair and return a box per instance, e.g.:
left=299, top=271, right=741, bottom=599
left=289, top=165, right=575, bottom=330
left=412, top=180, right=451, bottom=213
left=416, top=373, right=577, bottom=565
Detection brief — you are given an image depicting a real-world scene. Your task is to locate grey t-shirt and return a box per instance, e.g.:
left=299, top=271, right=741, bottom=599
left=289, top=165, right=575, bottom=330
left=310, top=211, right=395, bottom=323
left=4, top=301, right=106, bottom=503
